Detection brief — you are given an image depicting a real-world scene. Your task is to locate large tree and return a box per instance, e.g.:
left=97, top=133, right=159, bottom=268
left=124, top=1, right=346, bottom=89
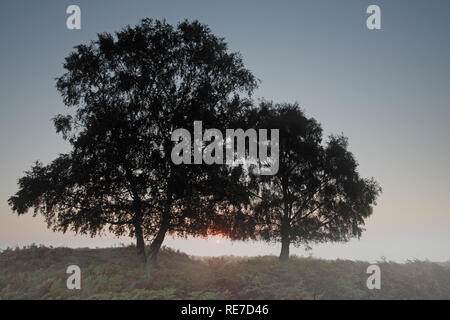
left=8, top=19, right=257, bottom=264
left=244, top=102, right=381, bottom=260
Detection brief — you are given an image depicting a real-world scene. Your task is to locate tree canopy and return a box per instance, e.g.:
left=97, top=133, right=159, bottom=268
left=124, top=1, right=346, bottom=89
left=242, top=102, right=381, bottom=260
left=9, top=19, right=380, bottom=263
left=9, top=19, right=257, bottom=264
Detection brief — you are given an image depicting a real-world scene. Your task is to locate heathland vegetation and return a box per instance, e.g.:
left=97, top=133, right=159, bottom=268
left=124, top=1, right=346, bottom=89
left=1, top=245, right=450, bottom=300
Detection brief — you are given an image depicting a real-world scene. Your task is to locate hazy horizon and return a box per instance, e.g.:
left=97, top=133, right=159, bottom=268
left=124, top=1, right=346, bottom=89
left=1, top=0, right=450, bottom=263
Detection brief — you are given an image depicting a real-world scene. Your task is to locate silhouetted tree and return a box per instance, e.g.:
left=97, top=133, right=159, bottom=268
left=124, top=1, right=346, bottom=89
left=244, top=102, right=381, bottom=261
left=8, top=19, right=257, bottom=264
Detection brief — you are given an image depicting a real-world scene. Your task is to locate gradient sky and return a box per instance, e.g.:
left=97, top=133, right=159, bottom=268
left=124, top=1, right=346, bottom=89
left=1, top=0, right=449, bottom=262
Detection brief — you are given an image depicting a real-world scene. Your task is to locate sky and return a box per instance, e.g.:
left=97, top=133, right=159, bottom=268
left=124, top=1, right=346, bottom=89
left=1, top=0, right=449, bottom=262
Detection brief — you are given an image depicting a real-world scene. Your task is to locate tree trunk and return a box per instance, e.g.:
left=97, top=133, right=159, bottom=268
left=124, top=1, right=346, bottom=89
left=279, top=215, right=290, bottom=261
left=279, top=235, right=290, bottom=261
left=147, top=222, right=169, bottom=266
left=280, top=194, right=291, bottom=261
left=135, top=223, right=146, bottom=263
left=148, top=180, right=173, bottom=267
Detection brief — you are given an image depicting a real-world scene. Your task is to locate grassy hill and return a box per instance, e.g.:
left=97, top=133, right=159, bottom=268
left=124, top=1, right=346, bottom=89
left=1, top=244, right=450, bottom=299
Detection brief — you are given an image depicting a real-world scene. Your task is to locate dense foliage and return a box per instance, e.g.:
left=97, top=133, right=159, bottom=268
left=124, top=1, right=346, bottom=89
left=235, top=102, right=381, bottom=260
left=8, top=19, right=256, bottom=264
left=8, top=19, right=380, bottom=263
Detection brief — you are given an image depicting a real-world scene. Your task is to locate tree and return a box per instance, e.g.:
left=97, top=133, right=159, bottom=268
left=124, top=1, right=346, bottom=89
left=245, top=102, right=381, bottom=261
left=8, top=19, right=257, bottom=264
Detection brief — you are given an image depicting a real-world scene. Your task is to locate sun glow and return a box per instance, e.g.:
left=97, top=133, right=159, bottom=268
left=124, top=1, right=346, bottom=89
left=210, top=235, right=224, bottom=244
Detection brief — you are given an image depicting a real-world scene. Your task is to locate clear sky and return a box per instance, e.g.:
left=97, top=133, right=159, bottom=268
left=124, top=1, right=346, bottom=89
left=1, top=0, right=449, bottom=262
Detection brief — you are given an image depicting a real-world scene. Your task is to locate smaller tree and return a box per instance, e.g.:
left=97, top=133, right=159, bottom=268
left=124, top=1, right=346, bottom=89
left=245, top=102, right=381, bottom=260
